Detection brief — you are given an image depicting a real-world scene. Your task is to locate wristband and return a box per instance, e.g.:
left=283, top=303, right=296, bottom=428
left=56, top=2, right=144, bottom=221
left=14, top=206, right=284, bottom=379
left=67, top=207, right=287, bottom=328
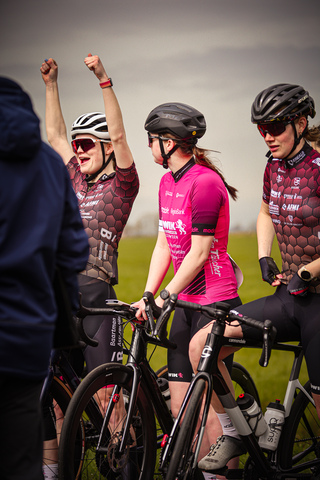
left=99, top=78, right=113, bottom=89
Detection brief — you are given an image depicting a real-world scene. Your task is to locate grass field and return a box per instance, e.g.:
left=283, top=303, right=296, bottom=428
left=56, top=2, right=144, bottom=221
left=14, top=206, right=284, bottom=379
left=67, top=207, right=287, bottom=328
left=115, top=233, right=308, bottom=411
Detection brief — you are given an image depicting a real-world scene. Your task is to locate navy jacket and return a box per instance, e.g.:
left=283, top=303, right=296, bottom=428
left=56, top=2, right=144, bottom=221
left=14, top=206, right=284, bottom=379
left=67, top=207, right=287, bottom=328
left=0, top=77, right=89, bottom=380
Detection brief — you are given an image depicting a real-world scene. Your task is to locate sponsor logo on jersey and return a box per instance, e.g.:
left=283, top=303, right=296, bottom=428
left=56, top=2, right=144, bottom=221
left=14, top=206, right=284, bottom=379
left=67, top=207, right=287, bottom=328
left=269, top=201, right=279, bottom=215
left=100, top=227, right=117, bottom=243
left=77, top=192, right=85, bottom=200
left=162, top=218, right=187, bottom=235
left=176, top=219, right=186, bottom=234
left=176, top=193, right=184, bottom=198
left=312, top=158, right=320, bottom=167
left=271, top=189, right=281, bottom=199
left=293, top=177, right=301, bottom=188
left=165, top=190, right=173, bottom=197
left=276, top=175, right=283, bottom=183
left=170, top=208, right=185, bottom=216
left=161, top=207, right=169, bottom=214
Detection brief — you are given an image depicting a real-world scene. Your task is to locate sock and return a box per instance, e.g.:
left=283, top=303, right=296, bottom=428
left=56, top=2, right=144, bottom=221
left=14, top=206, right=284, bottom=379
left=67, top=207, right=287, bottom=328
left=43, top=463, right=58, bottom=480
left=216, top=412, right=240, bottom=439
left=202, top=472, right=217, bottom=480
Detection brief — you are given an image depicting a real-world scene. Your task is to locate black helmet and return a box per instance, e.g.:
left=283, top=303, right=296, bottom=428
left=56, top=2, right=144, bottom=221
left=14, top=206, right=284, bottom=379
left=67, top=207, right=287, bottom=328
left=251, top=83, right=316, bottom=124
left=144, top=102, right=206, bottom=142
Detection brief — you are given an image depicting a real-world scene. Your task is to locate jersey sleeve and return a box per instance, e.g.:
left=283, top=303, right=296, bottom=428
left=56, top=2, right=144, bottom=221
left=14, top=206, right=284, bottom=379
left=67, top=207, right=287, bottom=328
left=113, top=162, right=139, bottom=199
left=262, top=161, right=271, bottom=204
left=191, top=172, right=226, bottom=235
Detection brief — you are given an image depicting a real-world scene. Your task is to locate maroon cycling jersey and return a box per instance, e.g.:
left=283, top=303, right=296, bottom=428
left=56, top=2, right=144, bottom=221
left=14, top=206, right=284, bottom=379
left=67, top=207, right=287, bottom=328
left=263, top=143, right=320, bottom=293
left=67, top=157, right=139, bottom=284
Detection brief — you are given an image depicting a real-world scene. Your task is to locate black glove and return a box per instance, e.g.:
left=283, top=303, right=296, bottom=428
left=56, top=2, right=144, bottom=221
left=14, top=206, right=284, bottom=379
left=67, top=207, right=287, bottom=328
left=259, top=257, right=280, bottom=284
left=287, top=272, right=309, bottom=296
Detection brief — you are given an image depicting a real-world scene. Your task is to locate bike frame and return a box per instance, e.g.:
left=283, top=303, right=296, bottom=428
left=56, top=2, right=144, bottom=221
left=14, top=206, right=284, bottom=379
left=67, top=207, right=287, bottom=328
left=161, top=317, right=317, bottom=479
left=40, top=348, right=82, bottom=404
left=91, top=321, right=174, bottom=456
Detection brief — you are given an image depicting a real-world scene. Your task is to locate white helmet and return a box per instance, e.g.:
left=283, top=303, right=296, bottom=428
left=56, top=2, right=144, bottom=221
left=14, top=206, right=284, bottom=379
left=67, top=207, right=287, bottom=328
left=71, top=112, right=110, bottom=140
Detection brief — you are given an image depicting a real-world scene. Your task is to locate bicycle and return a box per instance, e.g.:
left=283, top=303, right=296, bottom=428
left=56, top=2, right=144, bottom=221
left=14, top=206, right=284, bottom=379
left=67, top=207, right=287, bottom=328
left=58, top=293, right=260, bottom=479
left=40, top=313, right=103, bottom=475
left=156, top=290, right=320, bottom=480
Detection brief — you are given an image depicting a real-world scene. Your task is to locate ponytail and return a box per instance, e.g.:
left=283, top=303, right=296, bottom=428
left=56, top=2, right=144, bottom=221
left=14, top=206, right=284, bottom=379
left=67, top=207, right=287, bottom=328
left=165, top=135, right=238, bottom=201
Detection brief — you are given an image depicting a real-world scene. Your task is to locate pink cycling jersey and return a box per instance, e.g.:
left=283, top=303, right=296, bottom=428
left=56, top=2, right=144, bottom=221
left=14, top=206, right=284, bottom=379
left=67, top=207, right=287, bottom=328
left=159, top=159, right=238, bottom=303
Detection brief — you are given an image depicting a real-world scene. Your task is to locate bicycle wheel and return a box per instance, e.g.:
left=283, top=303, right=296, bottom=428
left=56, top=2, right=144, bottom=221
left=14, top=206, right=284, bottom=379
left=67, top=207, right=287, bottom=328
left=279, top=381, right=320, bottom=476
left=157, top=362, right=260, bottom=411
left=42, top=376, right=84, bottom=476
left=58, top=363, right=157, bottom=479
left=164, top=378, right=207, bottom=480
left=232, top=361, right=261, bottom=406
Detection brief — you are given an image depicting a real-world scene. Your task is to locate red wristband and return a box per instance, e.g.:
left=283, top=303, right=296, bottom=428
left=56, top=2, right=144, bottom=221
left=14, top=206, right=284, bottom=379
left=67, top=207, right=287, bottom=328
left=99, top=78, right=113, bottom=89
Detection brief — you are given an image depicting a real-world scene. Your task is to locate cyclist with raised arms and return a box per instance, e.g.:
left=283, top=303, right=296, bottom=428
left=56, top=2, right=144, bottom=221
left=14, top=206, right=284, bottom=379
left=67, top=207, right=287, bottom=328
left=197, top=84, right=320, bottom=474
left=40, top=54, right=139, bottom=479
left=134, top=102, right=242, bottom=468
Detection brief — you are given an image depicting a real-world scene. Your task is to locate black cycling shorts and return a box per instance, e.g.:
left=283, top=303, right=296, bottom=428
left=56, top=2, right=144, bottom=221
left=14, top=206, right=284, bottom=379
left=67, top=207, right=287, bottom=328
left=235, top=284, right=320, bottom=395
left=168, top=296, right=242, bottom=382
left=78, top=274, right=123, bottom=373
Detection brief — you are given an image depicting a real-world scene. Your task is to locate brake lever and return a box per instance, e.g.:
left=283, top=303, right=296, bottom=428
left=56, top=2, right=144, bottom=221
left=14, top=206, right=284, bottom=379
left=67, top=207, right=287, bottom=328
left=259, top=320, right=277, bottom=367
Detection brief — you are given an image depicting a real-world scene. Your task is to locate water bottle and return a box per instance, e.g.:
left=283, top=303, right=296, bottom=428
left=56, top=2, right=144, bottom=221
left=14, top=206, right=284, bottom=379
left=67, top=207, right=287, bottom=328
left=259, top=400, right=285, bottom=451
left=157, top=377, right=171, bottom=411
left=236, top=393, right=267, bottom=437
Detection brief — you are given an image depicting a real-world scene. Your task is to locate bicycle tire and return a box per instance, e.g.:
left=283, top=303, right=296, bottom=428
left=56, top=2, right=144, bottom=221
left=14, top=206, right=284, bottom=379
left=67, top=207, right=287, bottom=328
left=232, top=361, right=261, bottom=406
left=156, top=362, right=260, bottom=410
left=279, top=381, right=320, bottom=476
left=58, top=363, right=157, bottom=480
left=42, top=375, right=84, bottom=476
left=165, top=378, right=207, bottom=480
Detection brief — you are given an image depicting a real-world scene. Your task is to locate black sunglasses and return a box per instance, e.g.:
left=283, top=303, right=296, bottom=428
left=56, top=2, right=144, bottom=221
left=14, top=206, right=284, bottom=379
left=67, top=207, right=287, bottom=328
left=147, top=133, right=173, bottom=148
left=71, top=138, right=109, bottom=154
left=257, top=121, right=291, bottom=138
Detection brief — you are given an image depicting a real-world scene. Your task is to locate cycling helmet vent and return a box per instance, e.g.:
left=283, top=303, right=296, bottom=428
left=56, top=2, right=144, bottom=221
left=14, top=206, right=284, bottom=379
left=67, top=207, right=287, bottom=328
left=71, top=112, right=110, bottom=140
left=251, top=83, right=316, bottom=124
left=144, top=102, right=206, bottom=141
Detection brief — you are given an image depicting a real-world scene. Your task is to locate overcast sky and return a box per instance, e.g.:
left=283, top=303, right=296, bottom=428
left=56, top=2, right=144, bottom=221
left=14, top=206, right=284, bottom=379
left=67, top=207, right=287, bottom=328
left=1, top=0, right=320, bottom=232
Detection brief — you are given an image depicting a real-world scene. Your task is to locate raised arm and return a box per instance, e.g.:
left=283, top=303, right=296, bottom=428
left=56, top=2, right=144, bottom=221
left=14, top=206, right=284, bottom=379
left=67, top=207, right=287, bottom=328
left=40, top=59, right=73, bottom=165
left=84, top=54, right=134, bottom=169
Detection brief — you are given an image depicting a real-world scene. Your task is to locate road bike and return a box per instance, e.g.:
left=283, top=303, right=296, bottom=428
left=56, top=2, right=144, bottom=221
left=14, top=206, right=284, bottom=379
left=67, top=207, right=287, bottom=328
left=157, top=291, right=320, bottom=480
left=58, top=293, right=260, bottom=479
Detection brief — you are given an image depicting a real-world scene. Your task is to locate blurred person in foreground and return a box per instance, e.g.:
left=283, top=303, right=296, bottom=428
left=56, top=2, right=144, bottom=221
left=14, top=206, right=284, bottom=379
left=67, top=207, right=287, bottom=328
left=0, top=77, right=89, bottom=480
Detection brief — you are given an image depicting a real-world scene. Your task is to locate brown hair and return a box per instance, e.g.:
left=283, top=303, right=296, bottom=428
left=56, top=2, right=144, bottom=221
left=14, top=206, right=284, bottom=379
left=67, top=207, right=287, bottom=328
left=305, top=124, right=320, bottom=148
left=175, top=139, right=238, bottom=201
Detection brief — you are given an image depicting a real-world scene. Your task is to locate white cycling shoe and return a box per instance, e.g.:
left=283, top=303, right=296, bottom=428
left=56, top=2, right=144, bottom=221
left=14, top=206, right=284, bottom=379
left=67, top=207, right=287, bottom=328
left=198, top=435, right=246, bottom=472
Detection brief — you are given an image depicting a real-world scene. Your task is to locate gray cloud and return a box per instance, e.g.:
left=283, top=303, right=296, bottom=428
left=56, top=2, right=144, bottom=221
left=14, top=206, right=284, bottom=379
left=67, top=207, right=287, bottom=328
left=1, top=0, right=319, bottom=231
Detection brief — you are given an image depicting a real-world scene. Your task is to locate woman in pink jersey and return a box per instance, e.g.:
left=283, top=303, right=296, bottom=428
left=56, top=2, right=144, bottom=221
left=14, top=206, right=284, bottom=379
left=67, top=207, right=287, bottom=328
left=134, top=102, right=241, bottom=465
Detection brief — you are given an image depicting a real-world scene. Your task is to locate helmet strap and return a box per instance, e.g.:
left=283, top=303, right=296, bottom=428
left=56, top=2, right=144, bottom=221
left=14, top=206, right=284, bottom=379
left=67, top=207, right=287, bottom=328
left=85, top=147, right=115, bottom=183
left=283, top=120, right=306, bottom=166
left=159, top=138, right=179, bottom=169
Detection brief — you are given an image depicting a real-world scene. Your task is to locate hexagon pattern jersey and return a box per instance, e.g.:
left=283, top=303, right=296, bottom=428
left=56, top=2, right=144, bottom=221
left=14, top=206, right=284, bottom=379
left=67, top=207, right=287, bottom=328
left=263, top=144, right=320, bottom=293
left=67, top=157, right=139, bottom=284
